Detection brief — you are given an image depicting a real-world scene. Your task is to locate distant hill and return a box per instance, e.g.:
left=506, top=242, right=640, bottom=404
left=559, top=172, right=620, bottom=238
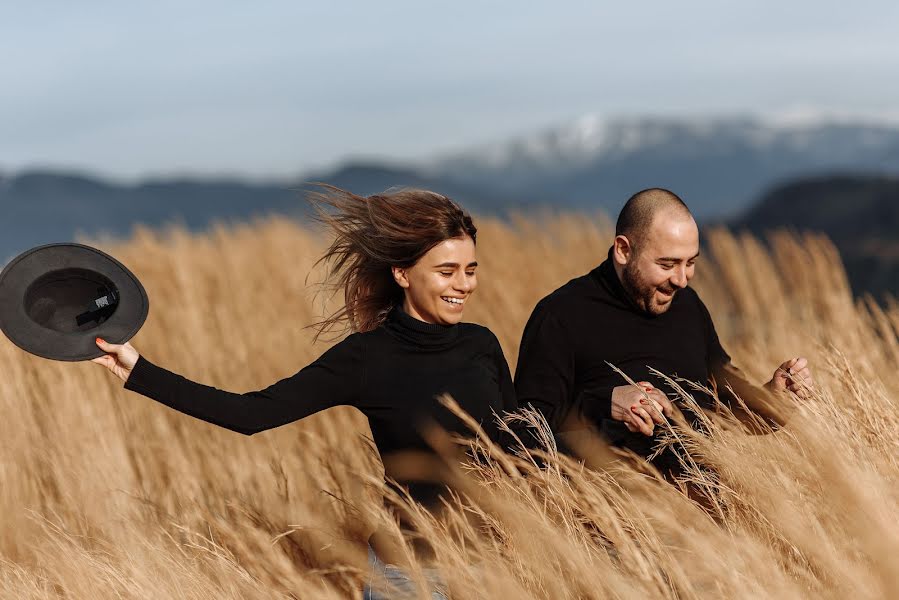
left=0, top=165, right=519, bottom=264
left=299, top=162, right=528, bottom=213
left=732, top=174, right=899, bottom=298
left=4, top=114, right=899, bottom=289
left=0, top=170, right=305, bottom=263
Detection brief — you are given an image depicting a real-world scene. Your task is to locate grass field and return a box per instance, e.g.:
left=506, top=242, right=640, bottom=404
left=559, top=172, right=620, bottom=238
left=1, top=213, right=897, bottom=599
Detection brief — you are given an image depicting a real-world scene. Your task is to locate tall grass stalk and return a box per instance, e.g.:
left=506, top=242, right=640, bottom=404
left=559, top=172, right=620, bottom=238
left=0, top=215, right=896, bottom=598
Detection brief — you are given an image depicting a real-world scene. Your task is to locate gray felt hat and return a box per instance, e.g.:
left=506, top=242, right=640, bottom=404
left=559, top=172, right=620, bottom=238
left=0, top=243, right=149, bottom=361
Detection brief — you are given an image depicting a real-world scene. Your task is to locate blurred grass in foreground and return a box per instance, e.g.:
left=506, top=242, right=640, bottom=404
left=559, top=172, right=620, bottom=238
left=0, top=213, right=897, bottom=598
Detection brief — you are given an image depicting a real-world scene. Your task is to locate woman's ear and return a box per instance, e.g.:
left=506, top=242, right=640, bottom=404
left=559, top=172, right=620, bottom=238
left=392, top=266, right=410, bottom=289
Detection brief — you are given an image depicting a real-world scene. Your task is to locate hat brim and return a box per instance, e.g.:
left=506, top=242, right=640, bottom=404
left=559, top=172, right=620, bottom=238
left=0, top=243, right=149, bottom=361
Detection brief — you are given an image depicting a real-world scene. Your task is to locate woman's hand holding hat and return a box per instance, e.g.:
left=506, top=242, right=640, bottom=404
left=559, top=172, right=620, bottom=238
left=0, top=243, right=149, bottom=362
left=92, top=338, right=140, bottom=383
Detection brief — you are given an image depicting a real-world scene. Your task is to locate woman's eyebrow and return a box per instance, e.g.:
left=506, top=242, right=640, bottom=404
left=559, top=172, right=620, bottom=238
left=434, top=261, right=478, bottom=268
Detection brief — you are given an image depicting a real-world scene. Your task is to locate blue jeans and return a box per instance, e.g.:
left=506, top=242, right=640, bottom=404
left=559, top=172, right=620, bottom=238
left=363, top=545, right=447, bottom=599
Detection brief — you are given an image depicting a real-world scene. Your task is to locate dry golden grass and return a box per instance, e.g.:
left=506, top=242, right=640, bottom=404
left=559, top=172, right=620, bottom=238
left=0, top=213, right=897, bottom=598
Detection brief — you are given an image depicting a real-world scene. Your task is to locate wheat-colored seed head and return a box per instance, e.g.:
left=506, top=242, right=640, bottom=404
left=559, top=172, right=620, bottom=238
left=0, top=214, right=896, bottom=598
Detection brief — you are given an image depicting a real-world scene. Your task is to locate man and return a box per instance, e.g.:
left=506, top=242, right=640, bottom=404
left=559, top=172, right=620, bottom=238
left=514, top=188, right=812, bottom=475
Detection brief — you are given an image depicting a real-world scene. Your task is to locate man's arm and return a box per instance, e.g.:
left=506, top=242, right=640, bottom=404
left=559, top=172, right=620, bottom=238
left=515, top=300, right=672, bottom=444
left=711, top=362, right=788, bottom=431
left=514, top=302, right=578, bottom=437
left=700, top=300, right=790, bottom=431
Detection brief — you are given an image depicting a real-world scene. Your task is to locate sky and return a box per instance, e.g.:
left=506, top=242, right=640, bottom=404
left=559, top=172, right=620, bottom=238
left=2, top=1, right=899, bottom=181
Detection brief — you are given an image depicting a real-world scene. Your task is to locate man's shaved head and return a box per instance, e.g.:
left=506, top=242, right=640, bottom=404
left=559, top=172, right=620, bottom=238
left=615, top=188, right=692, bottom=248
left=611, top=188, right=699, bottom=315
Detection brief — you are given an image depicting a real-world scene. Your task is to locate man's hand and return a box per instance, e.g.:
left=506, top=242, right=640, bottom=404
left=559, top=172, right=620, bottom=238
left=766, top=357, right=813, bottom=399
left=611, top=382, right=674, bottom=436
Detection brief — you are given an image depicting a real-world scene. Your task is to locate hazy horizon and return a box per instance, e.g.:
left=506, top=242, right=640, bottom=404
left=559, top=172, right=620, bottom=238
left=4, top=1, right=899, bottom=180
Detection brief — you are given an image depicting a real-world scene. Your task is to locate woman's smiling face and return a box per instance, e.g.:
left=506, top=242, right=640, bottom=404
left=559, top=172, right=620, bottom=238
left=392, top=236, right=478, bottom=325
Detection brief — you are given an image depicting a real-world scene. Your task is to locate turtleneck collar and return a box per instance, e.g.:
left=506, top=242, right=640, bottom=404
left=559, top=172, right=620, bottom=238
left=591, top=246, right=649, bottom=315
left=384, top=305, right=461, bottom=347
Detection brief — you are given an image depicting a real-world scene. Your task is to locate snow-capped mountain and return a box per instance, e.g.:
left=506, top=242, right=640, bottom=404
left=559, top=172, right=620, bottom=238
left=5, top=113, right=899, bottom=273
left=428, top=114, right=899, bottom=219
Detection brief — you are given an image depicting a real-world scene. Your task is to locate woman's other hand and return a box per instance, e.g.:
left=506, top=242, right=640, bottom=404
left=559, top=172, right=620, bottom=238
left=92, top=337, right=140, bottom=383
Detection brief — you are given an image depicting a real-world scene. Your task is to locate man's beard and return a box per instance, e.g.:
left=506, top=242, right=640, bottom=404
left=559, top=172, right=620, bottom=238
left=620, top=262, right=677, bottom=315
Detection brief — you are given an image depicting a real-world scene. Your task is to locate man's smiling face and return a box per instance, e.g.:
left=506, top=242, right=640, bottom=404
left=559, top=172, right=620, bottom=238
left=617, top=210, right=700, bottom=315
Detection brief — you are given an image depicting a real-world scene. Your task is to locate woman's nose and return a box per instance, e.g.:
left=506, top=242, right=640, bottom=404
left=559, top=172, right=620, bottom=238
left=454, top=273, right=472, bottom=291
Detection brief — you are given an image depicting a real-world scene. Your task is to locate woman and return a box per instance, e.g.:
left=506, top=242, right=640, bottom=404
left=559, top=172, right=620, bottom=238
left=92, top=185, right=519, bottom=598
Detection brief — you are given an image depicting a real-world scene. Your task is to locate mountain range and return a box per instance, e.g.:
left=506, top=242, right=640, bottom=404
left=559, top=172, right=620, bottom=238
left=2, top=114, right=898, bottom=296
left=427, top=114, right=899, bottom=219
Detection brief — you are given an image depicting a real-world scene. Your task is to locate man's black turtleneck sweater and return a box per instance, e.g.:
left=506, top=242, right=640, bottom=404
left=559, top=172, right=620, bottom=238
left=514, top=249, right=773, bottom=474
left=124, top=307, right=517, bottom=504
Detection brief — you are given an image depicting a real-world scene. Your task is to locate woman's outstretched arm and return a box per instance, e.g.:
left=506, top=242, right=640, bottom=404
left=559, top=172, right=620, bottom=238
left=93, top=335, right=364, bottom=435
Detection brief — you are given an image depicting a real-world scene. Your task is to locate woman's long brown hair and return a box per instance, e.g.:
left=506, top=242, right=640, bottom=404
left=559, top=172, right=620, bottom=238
left=308, top=184, right=477, bottom=338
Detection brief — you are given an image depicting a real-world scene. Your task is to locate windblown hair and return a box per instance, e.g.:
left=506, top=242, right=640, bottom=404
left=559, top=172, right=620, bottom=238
left=308, top=184, right=477, bottom=337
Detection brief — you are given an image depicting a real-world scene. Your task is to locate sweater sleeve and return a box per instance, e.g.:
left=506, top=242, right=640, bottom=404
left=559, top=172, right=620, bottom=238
left=486, top=331, right=544, bottom=453
left=123, top=334, right=364, bottom=435
left=514, top=301, right=578, bottom=432
left=491, top=336, right=517, bottom=416
left=699, top=300, right=784, bottom=430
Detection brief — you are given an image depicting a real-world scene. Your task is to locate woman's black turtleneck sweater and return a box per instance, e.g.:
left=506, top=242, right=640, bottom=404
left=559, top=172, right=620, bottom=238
left=123, top=307, right=517, bottom=504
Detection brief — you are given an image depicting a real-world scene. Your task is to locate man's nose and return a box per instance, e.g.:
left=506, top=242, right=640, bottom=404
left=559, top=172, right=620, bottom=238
left=671, top=265, right=689, bottom=288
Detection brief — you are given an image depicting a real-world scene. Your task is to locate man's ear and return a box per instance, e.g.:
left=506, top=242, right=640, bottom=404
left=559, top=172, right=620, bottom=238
left=392, top=266, right=410, bottom=289
left=613, top=235, right=633, bottom=266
